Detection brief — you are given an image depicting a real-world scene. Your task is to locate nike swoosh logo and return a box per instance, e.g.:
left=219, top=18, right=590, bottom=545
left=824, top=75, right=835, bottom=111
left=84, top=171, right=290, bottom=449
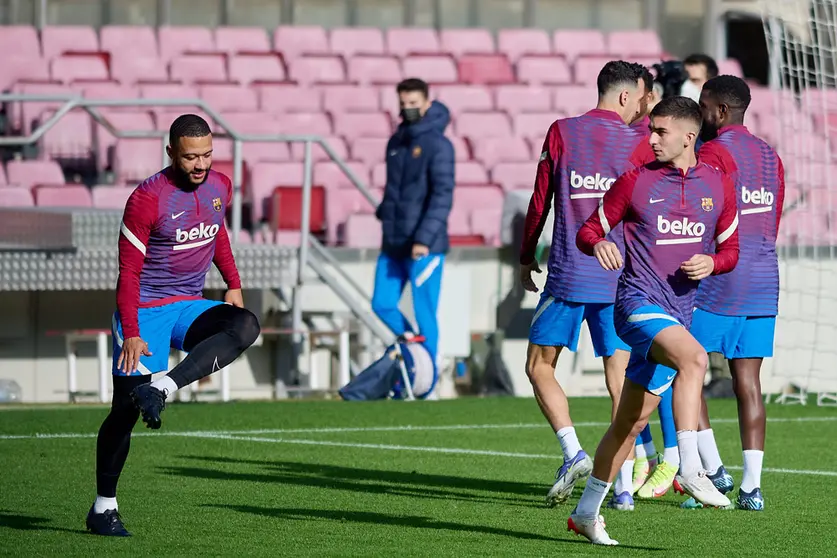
left=212, top=356, right=220, bottom=374
left=171, top=211, right=186, bottom=219
left=650, top=199, right=665, bottom=204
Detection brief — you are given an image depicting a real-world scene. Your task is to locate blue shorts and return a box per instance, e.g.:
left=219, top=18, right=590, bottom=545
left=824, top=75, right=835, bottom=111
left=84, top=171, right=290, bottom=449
left=618, top=304, right=684, bottom=395
left=529, top=294, right=630, bottom=357
left=111, top=298, right=224, bottom=376
left=691, top=308, right=776, bottom=359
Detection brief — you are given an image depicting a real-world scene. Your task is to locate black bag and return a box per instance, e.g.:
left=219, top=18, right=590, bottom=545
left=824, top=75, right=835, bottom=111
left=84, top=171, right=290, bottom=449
left=338, top=349, right=402, bottom=401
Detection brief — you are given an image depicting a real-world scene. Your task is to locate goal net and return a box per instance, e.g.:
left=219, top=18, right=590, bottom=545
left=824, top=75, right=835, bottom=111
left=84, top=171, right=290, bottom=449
left=761, top=0, right=837, bottom=405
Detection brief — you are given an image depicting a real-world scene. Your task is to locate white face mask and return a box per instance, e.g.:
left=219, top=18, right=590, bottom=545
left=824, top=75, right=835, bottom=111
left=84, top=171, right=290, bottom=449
left=680, top=79, right=701, bottom=102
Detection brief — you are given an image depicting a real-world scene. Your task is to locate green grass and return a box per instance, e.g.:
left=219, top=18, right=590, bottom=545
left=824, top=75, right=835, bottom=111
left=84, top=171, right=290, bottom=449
left=1, top=396, right=836, bottom=557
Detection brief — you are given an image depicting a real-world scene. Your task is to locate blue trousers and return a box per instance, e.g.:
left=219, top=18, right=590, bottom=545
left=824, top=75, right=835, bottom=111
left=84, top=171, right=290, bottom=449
left=371, top=253, right=444, bottom=362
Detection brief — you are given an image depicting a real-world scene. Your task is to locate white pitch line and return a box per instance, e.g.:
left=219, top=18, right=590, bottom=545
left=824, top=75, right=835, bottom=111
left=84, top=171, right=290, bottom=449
left=0, top=415, right=835, bottom=441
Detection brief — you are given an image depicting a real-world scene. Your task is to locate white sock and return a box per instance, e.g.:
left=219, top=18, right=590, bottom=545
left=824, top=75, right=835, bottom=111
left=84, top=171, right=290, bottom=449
left=643, top=440, right=657, bottom=459
left=94, top=496, right=118, bottom=513
left=697, top=429, right=724, bottom=475
left=740, top=450, right=764, bottom=492
left=151, top=375, right=178, bottom=397
left=663, top=446, right=680, bottom=467
left=575, top=476, right=611, bottom=518
left=677, top=430, right=701, bottom=478
left=556, top=427, right=582, bottom=461
left=614, top=459, right=634, bottom=495
left=634, top=442, right=647, bottom=460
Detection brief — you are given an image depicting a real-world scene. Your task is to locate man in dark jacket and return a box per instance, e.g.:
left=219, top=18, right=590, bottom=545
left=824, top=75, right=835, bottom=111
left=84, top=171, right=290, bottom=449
left=372, top=78, right=455, bottom=366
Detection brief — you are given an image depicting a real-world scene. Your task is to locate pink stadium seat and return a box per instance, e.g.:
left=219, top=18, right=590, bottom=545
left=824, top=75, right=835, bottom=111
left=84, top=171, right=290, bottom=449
left=258, top=85, right=323, bottom=113
left=274, top=26, right=330, bottom=58
left=228, top=54, right=287, bottom=85
left=434, top=85, right=493, bottom=114
left=170, top=54, right=228, bottom=84
left=0, top=165, right=6, bottom=186
left=351, top=137, right=387, bottom=166
left=101, top=26, right=158, bottom=58
left=452, top=186, right=504, bottom=241
left=249, top=162, right=304, bottom=222
left=371, top=162, right=387, bottom=187
left=326, top=187, right=377, bottom=244
left=440, top=29, right=495, bottom=56
left=41, top=26, right=99, bottom=59
left=330, top=28, right=385, bottom=57
left=51, top=54, right=110, bottom=84
left=93, top=111, right=156, bottom=170
left=92, top=185, right=132, bottom=209
left=82, top=82, right=136, bottom=102
left=0, top=25, right=40, bottom=58
left=158, top=26, right=216, bottom=61
left=385, top=28, right=441, bottom=58
left=114, top=139, right=165, bottom=183
left=554, top=85, right=599, bottom=116
left=517, top=55, right=572, bottom=85
left=402, top=56, right=458, bottom=84
left=471, top=137, right=530, bottom=166
left=288, top=56, right=346, bottom=85
left=110, top=53, right=168, bottom=85
left=290, top=136, right=350, bottom=163
left=717, top=58, right=744, bottom=77
left=498, top=29, right=552, bottom=62
left=574, top=56, right=615, bottom=86
left=34, top=184, right=92, bottom=208
left=154, top=108, right=215, bottom=133
left=344, top=213, right=381, bottom=248
left=314, top=161, right=370, bottom=190
left=222, top=111, right=290, bottom=164
left=276, top=112, right=332, bottom=135
left=347, top=55, right=403, bottom=86
left=215, top=26, right=271, bottom=54
left=446, top=135, right=471, bottom=161
left=39, top=110, right=93, bottom=162
left=379, top=86, right=400, bottom=117
left=0, top=56, right=50, bottom=91
left=0, top=187, right=34, bottom=207
left=458, top=55, right=514, bottom=85
left=12, top=82, right=72, bottom=134
left=333, top=112, right=391, bottom=138
left=514, top=112, right=562, bottom=142
left=608, top=30, right=662, bottom=57
left=201, top=84, right=259, bottom=112
left=470, top=207, right=503, bottom=246
left=496, top=85, right=552, bottom=114
left=455, top=162, right=489, bottom=184
left=492, top=162, right=535, bottom=191
left=322, top=85, right=380, bottom=113
left=553, top=30, right=607, bottom=61
left=455, top=112, right=512, bottom=139
left=447, top=206, right=473, bottom=237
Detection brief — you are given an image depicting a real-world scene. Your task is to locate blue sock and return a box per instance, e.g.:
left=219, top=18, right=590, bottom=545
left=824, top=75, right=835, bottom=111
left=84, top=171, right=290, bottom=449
left=658, top=384, right=677, bottom=451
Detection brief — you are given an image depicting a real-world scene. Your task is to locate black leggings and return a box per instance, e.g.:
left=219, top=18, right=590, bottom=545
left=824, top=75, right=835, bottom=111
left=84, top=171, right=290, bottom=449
left=95, top=304, right=260, bottom=498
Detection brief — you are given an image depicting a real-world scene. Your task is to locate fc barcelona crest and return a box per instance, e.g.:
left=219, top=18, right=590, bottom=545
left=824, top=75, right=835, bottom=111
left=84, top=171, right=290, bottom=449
left=412, top=146, right=422, bottom=158
left=701, top=197, right=714, bottom=212
left=212, top=197, right=222, bottom=212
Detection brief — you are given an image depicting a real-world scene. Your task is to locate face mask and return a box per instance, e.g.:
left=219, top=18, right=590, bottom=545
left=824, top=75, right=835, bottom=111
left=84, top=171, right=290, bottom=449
left=401, top=107, right=422, bottom=124
left=680, top=79, right=701, bottom=102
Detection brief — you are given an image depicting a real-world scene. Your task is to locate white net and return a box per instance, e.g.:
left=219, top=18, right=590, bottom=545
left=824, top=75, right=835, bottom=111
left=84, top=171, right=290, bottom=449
left=761, top=0, right=837, bottom=405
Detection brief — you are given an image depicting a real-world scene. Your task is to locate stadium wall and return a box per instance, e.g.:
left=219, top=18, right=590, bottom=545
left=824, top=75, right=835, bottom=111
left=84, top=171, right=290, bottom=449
left=0, top=251, right=816, bottom=403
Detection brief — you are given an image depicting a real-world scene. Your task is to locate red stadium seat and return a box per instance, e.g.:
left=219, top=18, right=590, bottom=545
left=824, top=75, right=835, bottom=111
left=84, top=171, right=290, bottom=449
left=608, top=30, right=662, bottom=57
left=344, top=213, right=382, bottom=248
left=322, top=85, right=380, bottom=113
left=158, top=26, right=216, bottom=61
left=440, top=29, right=495, bottom=56
left=101, top=25, right=158, bottom=58
left=200, top=84, right=259, bottom=113
left=288, top=55, right=346, bottom=85
left=34, top=184, right=93, bottom=208
left=497, top=29, right=552, bottom=62
left=215, top=26, right=271, bottom=54
left=0, top=187, right=34, bottom=207
left=517, top=55, right=572, bottom=85
left=402, top=55, right=458, bottom=84
left=385, top=28, right=441, bottom=58
left=330, top=27, right=386, bottom=57
left=274, top=26, right=330, bottom=58
left=495, top=85, right=552, bottom=114
left=6, top=160, right=65, bottom=190
left=325, top=186, right=377, bottom=244
left=434, top=85, right=493, bottom=114
left=449, top=234, right=486, bottom=246
left=332, top=112, right=391, bottom=138
left=457, top=55, right=514, bottom=85
left=169, top=54, right=228, bottom=84
left=0, top=25, right=41, bottom=58
left=455, top=112, right=512, bottom=139
left=228, top=53, right=287, bottom=86
left=553, top=30, right=607, bottom=61
left=258, top=85, right=323, bottom=113
left=41, top=26, right=99, bottom=59
left=347, top=55, right=403, bottom=86
left=210, top=160, right=249, bottom=198
left=92, top=185, right=132, bottom=209
left=51, top=54, right=111, bottom=84
left=269, top=185, right=326, bottom=234
left=250, top=162, right=304, bottom=222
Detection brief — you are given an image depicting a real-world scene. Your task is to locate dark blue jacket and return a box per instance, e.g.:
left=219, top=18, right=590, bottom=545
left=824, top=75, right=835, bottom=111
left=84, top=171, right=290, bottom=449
left=376, top=101, right=455, bottom=258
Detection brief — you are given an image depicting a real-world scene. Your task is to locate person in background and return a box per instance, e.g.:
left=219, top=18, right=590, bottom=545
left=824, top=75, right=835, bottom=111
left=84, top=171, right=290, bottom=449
left=681, top=53, right=720, bottom=102
left=371, top=78, right=455, bottom=367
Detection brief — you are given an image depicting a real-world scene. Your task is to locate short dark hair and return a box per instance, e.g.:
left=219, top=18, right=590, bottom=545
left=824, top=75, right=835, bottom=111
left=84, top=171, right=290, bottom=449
left=396, top=78, right=429, bottom=98
left=650, top=95, right=703, bottom=128
left=641, top=67, right=654, bottom=94
left=597, top=60, right=648, bottom=96
left=169, top=114, right=211, bottom=147
left=683, top=53, right=719, bottom=79
left=702, top=75, right=751, bottom=111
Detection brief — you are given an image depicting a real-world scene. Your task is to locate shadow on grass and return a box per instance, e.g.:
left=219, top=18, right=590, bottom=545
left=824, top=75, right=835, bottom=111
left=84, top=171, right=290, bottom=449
left=0, top=511, right=84, bottom=535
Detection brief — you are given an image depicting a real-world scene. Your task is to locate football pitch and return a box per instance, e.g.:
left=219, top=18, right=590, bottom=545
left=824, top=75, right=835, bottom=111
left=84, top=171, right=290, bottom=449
left=1, top=396, right=836, bottom=556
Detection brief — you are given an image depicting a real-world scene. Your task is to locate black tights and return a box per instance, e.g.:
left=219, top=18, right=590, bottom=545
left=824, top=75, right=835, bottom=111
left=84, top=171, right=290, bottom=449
left=95, top=304, right=260, bottom=498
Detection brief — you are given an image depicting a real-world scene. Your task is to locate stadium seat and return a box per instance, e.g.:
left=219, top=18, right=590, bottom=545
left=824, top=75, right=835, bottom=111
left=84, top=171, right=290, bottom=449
left=41, top=26, right=99, bottom=59
left=6, top=160, right=65, bottom=190
left=34, top=184, right=93, bottom=207
left=385, top=28, right=441, bottom=58
left=0, top=165, right=7, bottom=186
left=350, top=137, right=388, bottom=166
left=92, top=185, right=132, bottom=209
left=258, top=85, right=323, bottom=113
left=222, top=111, right=291, bottom=164
left=497, top=29, right=552, bottom=62
left=455, top=162, right=490, bottom=184
left=313, top=161, right=370, bottom=189
left=322, top=85, right=380, bottom=113
left=608, top=30, right=663, bottom=57
left=371, top=162, right=387, bottom=187
left=51, top=54, right=111, bottom=84
left=109, top=53, right=169, bottom=85
left=447, top=206, right=474, bottom=237
left=513, top=112, right=562, bottom=142
left=201, top=84, right=259, bottom=113
left=554, top=85, right=598, bottom=116
left=290, top=136, right=350, bottom=163
left=333, top=112, right=391, bottom=138
left=0, top=187, right=34, bottom=207
left=330, top=27, right=386, bottom=57
left=347, top=55, right=403, bottom=86
left=455, top=112, right=512, bottom=139
left=93, top=111, right=156, bottom=170
left=13, top=83, right=73, bottom=135
left=81, top=82, right=137, bottom=104
left=140, top=83, right=194, bottom=100
left=215, top=26, right=271, bottom=54
left=344, top=213, right=381, bottom=248
left=249, top=162, right=304, bottom=222
left=0, top=56, right=50, bottom=92
left=402, top=55, right=458, bottom=84
left=553, top=30, right=607, bottom=61
left=276, top=112, right=333, bottom=135
left=470, top=207, right=504, bottom=247
left=39, top=110, right=94, bottom=164
left=453, top=184, right=504, bottom=211
left=517, top=55, right=573, bottom=85
left=457, top=55, right=515, bottom=85
left=274, top=26, right=330, bottom=58
left=471, top=137, right=530, bottom=166
left=495, top=85, right=552, bottom=114
left=325, top=186, right=377, bottom=244
left=492, top=162, right=535, bottom=191
left=101, top=25, right=158, bottom=58
left=574, top=56, right=615, bottom=86
left=446, top=135, right=471, bottom=161
left=269, top=185, right=326, bottom=233
left=158, top=26, right=216, bottom=60
left=228, top=53, right=287, bottom=85
left=114, top=139, right=165, bottom=183
left=0, top=25, right=40, bottom=58
left=434, top=85, right=493, bottom=114
left=440, top=29, right=495, bottom=56
left=288, top=55, right=346, bottom=85
left=169, top=54, right=228, bottom=84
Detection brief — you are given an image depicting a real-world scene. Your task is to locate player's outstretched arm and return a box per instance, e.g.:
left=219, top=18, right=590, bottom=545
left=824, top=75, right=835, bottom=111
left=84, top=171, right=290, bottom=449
left=576, top=168, right=638, bottom=270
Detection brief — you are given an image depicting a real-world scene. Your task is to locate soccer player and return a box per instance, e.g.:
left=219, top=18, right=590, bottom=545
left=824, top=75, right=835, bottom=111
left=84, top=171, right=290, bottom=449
left=86, top=114, right=261, bottom=537
left=682, top=75, right=784, bottom=511
left=569, top=96, right=739, bottom=545
left=519, top=60, right=653, bottom=509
